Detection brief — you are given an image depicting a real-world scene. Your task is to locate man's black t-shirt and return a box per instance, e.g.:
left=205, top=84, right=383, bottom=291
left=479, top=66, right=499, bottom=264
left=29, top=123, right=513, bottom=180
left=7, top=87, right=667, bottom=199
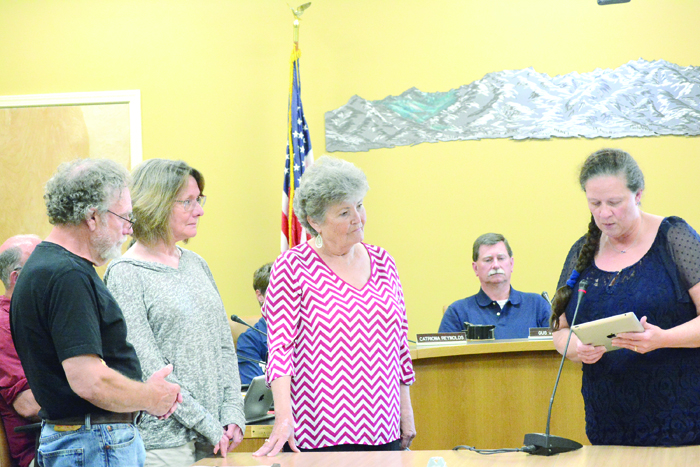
left=10, top=242, right=142, bottom=419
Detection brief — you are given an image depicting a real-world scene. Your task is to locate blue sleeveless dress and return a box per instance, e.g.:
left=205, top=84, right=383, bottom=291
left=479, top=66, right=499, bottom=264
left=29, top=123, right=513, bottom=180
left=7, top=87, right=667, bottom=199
left=559, top=217, right=700, bottom=446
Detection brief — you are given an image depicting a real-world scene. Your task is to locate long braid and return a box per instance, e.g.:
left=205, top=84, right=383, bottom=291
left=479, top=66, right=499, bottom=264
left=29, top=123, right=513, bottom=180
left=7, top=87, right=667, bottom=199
left=550, top=215, right=602, bottom=329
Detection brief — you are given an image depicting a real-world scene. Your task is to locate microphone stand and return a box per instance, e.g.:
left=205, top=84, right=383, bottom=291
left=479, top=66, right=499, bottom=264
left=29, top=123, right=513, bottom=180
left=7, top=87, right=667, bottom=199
left=523, top=280, right=588, bottom=456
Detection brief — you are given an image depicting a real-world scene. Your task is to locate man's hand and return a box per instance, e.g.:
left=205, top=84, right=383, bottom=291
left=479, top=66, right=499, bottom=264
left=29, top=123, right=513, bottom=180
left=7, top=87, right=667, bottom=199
left=12, top=389, right=41, bottom=421
left=145, top=365, right=181, bottom=418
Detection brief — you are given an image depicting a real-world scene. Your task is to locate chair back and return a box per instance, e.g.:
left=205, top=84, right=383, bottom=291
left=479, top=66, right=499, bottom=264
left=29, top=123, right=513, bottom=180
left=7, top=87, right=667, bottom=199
left=0, top=417, right=12, bottom=467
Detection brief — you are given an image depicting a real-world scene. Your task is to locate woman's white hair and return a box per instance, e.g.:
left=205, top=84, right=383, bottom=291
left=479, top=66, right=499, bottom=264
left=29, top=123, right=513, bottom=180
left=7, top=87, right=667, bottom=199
left=293, top=156, right=369, bottom=237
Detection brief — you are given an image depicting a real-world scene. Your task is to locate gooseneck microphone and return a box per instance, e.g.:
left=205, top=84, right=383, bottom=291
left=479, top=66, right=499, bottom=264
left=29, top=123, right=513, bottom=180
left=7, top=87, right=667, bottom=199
left=231, top=314, right=267, bottom=338
left=523, top=280, right=588, bottom=456
left=541, top=291, right=551, bottom=305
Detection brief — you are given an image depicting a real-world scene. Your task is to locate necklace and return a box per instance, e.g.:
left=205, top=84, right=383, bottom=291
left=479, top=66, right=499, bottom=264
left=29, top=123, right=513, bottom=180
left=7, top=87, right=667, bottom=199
left=607, top=218, right=643, bottom=254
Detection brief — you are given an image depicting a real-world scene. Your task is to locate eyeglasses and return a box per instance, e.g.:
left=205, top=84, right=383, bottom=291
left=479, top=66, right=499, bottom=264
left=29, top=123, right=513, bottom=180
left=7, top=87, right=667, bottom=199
left=174, top=195, right=206, bottom=212
left=107, top=210, right=136, bottom=228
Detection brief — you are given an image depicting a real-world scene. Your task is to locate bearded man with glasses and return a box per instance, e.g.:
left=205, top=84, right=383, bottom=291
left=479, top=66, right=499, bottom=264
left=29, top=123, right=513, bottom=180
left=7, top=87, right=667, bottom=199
left=10, top=158, right=182, bottom=467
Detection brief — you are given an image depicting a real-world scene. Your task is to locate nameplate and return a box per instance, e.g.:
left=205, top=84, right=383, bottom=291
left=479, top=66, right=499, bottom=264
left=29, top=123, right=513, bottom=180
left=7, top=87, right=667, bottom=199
left=529, top=327, right=553, bottom=340
left=416, top=332, right=467, bottom=346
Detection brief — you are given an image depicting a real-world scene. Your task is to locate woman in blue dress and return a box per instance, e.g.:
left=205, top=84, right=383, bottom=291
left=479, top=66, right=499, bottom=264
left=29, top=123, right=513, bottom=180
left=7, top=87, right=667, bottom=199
left=551, top=148, right=700, bottom=446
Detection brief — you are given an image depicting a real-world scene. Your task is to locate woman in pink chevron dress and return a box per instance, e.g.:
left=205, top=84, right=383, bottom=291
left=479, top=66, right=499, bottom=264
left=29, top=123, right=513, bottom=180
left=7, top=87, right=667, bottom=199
left=254, top=156, right=416, bottom=456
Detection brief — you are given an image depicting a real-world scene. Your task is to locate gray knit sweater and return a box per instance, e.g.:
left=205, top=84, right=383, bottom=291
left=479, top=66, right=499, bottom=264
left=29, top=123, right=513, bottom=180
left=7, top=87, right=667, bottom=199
left=104, top=247, right=245, bottom=449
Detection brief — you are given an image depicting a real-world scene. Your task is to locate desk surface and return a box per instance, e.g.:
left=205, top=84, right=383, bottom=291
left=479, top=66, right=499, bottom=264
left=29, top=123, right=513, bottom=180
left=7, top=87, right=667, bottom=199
left=410, top=338, right=555, bottom=360
left=193, top=445, right=700, bottom=466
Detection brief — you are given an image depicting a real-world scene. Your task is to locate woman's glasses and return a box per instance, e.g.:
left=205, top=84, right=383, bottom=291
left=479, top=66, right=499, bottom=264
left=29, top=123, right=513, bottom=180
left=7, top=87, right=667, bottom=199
left=174, top=195, right=207, bottom=212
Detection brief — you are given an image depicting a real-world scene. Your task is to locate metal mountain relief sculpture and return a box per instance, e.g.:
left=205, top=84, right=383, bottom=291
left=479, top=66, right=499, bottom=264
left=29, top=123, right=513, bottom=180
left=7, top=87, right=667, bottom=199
left=325, top=59, right=700, bottom=152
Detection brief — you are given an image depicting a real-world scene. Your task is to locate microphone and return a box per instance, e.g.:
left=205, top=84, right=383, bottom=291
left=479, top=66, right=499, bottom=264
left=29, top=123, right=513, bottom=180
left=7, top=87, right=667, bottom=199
left=231, top=314, right=267, bottom=338
left=541, top=291, right=551, bottom=305
left=523, top=280, right=588, bottom=456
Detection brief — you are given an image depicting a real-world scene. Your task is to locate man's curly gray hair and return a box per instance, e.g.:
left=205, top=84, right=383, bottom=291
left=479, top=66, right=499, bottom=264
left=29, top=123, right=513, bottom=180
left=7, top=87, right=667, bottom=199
left=44, top=158, right=130, bottom=226
left=293, top=156, right=369, bottom=237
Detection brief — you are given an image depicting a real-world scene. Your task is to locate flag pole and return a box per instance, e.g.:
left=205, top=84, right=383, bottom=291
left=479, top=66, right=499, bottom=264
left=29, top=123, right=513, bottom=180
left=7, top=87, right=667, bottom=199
left=287, top=49, right=300, bottom=248
left=287, top=4, right=304, bottom=248
left=293, top=18, right=299, bottom=51
left=290, top=2, right=310, bottom=50
left=281, top=3, right=313, bottom=252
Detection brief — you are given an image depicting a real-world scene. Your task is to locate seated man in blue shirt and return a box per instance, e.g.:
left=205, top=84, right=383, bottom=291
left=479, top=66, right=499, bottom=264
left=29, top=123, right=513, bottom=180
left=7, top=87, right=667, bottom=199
left=439, top=233, right=551, bottom=339
left=236, top=262, right=271, bottom=385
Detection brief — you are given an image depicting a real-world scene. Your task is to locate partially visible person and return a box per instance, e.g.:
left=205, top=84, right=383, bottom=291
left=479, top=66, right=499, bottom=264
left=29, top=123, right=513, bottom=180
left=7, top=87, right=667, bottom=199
left=551, top=148, right=700, bottom=446
left=10, top=158, right=182, bottom=467
left=0, top=234, right=41, bottom=467
left=105, top=159, right=245, bottom=467
left=237, top=262, right=272, bottom=385
left=254, top=156, right=416, bottom=457
left=439, top=233, right=550, bottom=339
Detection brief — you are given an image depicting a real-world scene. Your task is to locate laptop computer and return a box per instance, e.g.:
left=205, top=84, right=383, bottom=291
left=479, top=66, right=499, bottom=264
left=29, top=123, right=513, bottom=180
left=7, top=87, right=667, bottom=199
left=243, top=375, right=274, bottom=424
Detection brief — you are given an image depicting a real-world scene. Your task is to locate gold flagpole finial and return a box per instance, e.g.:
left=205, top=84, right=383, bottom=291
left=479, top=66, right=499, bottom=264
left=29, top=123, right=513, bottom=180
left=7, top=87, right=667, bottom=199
left=289, top=2, right=311, bottom=49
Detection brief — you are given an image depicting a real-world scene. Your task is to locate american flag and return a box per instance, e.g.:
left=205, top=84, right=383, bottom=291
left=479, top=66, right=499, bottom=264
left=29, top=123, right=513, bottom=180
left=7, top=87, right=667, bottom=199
left=281, top=48, right=314, bottom=252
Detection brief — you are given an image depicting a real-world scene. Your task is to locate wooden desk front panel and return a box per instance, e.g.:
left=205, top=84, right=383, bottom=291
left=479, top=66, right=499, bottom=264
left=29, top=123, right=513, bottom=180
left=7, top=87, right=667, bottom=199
left=410, top=343, right=587, bottom=450
left=237, top=424, right=272, bottom=452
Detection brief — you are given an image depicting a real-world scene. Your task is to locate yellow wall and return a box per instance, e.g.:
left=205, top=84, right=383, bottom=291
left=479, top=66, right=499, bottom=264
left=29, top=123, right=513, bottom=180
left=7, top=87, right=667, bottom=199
left=1, top=1, right=699, bottom=335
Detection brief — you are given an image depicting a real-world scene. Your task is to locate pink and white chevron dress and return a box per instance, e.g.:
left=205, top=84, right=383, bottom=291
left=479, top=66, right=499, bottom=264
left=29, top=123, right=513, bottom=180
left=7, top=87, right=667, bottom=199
left=264, top=242, right=415, bottom=449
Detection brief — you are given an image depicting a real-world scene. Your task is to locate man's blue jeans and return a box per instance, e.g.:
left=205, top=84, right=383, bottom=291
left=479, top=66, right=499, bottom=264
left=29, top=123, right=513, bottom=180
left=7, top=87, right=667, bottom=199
left=37, top=422, right=146, bottom=467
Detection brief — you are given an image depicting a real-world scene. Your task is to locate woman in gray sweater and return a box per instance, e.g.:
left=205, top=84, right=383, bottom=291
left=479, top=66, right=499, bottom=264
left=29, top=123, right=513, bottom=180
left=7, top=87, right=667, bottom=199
left=105, top=159, right=245, bottom=467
